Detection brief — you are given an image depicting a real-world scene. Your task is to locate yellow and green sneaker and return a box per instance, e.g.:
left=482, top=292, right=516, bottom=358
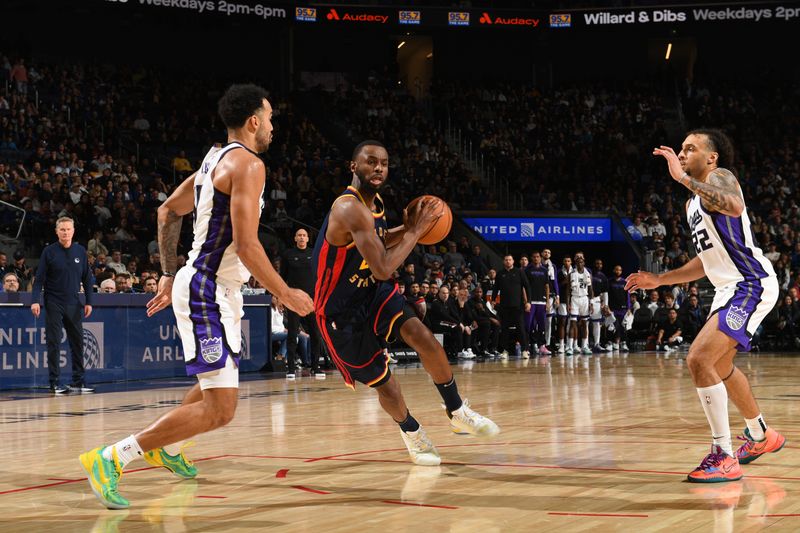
left=79, top=446, right=130, bottom=510
left=143, top=443, right=198, bottom=480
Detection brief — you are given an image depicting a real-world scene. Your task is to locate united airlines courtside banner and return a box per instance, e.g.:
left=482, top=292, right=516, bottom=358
left=0, top=294, right=269, bottom=389
left=461, top=217, right=611, bottom=242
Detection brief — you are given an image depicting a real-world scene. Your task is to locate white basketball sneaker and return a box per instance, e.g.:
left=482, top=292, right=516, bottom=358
left=400, top=427, right=441, bottom=466
left=448, top=399, right=500, bottom=437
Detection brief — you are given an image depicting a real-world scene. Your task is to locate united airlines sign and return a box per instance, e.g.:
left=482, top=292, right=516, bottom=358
left=462, top=217, right=611, bottom=242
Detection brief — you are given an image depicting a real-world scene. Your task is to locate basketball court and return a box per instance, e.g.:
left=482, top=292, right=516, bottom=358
left=1, top=351, right=798, bottom=532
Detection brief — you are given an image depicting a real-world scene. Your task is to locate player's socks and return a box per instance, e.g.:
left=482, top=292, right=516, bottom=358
left=435, top=377, right=463, bottom=414
left=592, top=323, right=601, bottom=346
left=545, top=317, right=553, bottom=346
left=103, top=435, right=144, bottom=469
left=697, top=382, right=733, bottom=456
left=398, top=410, right=421, bottom=433
left=745, top=413, right=767, bottom=441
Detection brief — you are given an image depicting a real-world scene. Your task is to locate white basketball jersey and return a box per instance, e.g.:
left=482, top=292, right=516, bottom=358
left=569, top=269, right=592, bottom=298
left=686, top=194, right=774, bottom=289
left=187, top=142, right=265, bottom=285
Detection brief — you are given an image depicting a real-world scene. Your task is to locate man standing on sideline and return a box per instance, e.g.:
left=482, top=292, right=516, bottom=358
left=495, top=254, right=531, bottom=359
left=607, top=265, right=631, bottom=351
left=79, top=84, right=314, bottom=509
left=281, top=227, right=326, bottom=378
left=31, top=217, right=95, bottom=394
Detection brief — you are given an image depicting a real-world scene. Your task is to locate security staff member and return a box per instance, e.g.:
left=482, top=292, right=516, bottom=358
left=495, top=254, right=531, bottom=358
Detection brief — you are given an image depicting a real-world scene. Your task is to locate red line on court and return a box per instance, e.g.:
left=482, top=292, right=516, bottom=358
left=46, top=478, right=75, bottom=481
left=747, top=514, right=800, bottom=518
left=292, top=485, right=331, bottom=495
left=198, top=495, right=227, bottom=499
left=382, top=500, right=458, bottom=510
left=276, top=469, right=289, bottom=478
left=549, top=512, right=648, bottom=518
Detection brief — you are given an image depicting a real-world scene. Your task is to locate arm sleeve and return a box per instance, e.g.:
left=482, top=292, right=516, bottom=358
left=31, top=248, right=48, bottom=304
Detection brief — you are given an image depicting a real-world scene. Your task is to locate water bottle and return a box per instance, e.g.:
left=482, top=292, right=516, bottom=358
left=515, top=342, right=521, bottom=358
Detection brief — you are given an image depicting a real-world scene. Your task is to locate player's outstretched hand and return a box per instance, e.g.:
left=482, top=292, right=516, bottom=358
left=282, top=288, right=314, bottom=316
left=146, top=276, right=175, bottom=317
left=409, top=197, right=442, bottom=235
left=624, top=271, right=660, bottom=292
left=653, top=145, right=685, bottom=183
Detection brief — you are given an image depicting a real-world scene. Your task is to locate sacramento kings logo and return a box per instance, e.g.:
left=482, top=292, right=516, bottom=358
left=200, top=337, right=224, bottom=363
left=82, top=328, right=102, bottom=369
left=725, top=305, right=748, bottom=331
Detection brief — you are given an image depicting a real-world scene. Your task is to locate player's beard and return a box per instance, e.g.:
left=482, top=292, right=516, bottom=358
left=255, top=128, right=272, bottom=154
left=356, top=169, right=385, bottom=194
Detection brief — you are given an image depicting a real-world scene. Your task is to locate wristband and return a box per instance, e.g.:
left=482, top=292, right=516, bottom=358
left=162, top=271, right=175, bottom=278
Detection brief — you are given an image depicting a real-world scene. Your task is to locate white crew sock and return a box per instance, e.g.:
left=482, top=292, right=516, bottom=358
left=582, top=336, right=589, bottom=349
left=745, top=414, right=767, bottom=441
left=592, top=322, right=601, bottom=346
left=545, top=317, right=553, bottom=345
left=697, top=382, right=733, bottom=456
left=103, top=434, right=144, bottom=468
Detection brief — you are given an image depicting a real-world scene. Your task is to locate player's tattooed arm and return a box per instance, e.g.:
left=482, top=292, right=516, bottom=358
left=158, top=210, right=182, bottom=273
left=684, top=168, right=744, bottom=217
left=156, top=172, right=196, bottom=274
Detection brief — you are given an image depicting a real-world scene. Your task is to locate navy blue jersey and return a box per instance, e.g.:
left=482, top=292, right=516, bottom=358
left=525, top=264, right=550, bottom=303
left=312, top=186, right=387, bottom=320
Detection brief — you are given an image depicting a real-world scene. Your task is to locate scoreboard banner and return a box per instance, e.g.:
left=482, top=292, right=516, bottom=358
left=97, top=1, right=800, bottom=28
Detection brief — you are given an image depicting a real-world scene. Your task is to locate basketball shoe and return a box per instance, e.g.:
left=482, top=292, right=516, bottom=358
left=448, top=399, right=500, bottom=437
left=143, top=443, right=198, bottom=479
left=736, top=427, right=786, bottom=464
left=79, top=446, right=129, bottom=509
left=400, top=427, right=441, bottom=466
left=687, top=445, right=743, bottom=483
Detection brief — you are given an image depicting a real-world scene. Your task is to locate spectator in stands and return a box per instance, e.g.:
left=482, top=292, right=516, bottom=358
left=270, top=296, right=289, bottom=372
left=115, top=272, right=136, bottom=293
left=656, top=308, right=683, bottom=352
left=645, top=290, right=661, bottom=314
left=468, top=286, right=499, bottom=357
left=776, top=295, right=800, bottom=349
left=428, top=285, right=465, bottom=359
left=99, top=278, right=117, bottom=293
left=138, top=276, right=156, bottom=294
left=106, top=250, right=127, bottom=274
left=467, top=244, right=489, bottom=278
left=481, top=268, right=498, bottom=301
left=2, top=272, right=20, bottom=293
left=680, top=294, right=706, bottom=343
left=87, top=230, right=109, bottom=257
left=172, top=150, right=193, bottom=176
left=443, top=241, right=466, bottom=272
left=0, top=252, right=8, bottom=279
left=11, top=250, right=33, bottom=291
left=452, top=284, right=477, bottom=359
left=423, top=244, right=443, bottom=270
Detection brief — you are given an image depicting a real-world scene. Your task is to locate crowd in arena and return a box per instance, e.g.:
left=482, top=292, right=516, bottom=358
left=2, top=51, right=800, bottom=355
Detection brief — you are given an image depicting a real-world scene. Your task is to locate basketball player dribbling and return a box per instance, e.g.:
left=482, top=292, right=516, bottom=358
left=626, top=129, right=785, bottom=482
left=80, top=84, right=314, bottom=508
left=313, top=140, right=499, bottom=466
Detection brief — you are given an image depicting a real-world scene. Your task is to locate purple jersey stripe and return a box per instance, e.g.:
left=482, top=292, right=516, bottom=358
left=711, top=212, right=769, bottom=282
left=192, top=188, right=233, bottom=277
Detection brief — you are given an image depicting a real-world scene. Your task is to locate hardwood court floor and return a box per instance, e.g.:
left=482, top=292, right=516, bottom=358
left=1, top=351, right=799, bottom=532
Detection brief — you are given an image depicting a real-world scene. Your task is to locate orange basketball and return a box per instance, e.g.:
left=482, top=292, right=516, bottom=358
left=406, top=195, right=452, bottom=245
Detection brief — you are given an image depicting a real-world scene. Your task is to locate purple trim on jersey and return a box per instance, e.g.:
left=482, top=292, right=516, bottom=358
left=715, top=281, right=764, bottom=351
left=710, top=212, right=769, bottom=282
left=192, top=188, right=233, bottom=277
left=186, top=271, right=239, bottom=375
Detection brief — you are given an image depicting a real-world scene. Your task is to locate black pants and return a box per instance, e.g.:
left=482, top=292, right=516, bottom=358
left=474, top=318, right=500, bottom=354
left=45, top=302, right=85, bottom=386
left=498, top=306, right=528, bottom=353
left=286, top=309, right=324, bottom=372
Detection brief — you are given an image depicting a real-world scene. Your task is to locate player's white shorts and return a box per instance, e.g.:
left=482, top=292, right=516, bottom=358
left=557, top=302, right=568, bottom=317
left=546, top=295, right=557, bottom=317
left=172, top=266, right=243, bottom=387
left=590, top=296, right=602, bottom=321
left=569, top=295, right=590, bottom=320
left=710, top=277, right=779, bottom=352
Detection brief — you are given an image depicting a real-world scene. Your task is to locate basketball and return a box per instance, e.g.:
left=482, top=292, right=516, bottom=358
left=406, top=195, right=452, bottom=245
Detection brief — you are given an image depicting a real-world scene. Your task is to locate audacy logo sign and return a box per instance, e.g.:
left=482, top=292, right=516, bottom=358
left=479, top=11, right=540, bottom=26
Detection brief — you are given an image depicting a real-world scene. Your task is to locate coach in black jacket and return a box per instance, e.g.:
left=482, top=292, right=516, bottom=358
left=31, top=217, right=95, bottom=394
